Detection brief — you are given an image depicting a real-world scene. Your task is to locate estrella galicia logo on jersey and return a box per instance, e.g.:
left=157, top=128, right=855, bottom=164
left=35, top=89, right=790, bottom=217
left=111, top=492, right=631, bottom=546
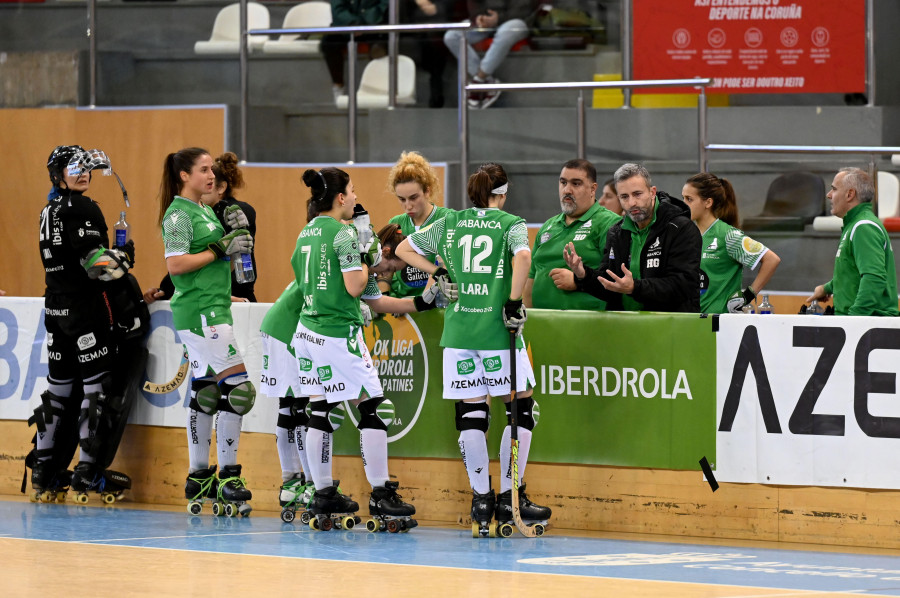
left=483, top=356, right=502, bottom=373
left=317, top=365, right=333, bottom=381
left=77, top=332, right=97, bottom=350
left=457, top=358, right=476, bottom=375
left=298, top=357, right=313, bottom=371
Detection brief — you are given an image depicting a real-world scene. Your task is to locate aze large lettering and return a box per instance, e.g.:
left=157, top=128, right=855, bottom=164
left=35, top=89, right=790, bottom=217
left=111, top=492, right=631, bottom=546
left=720, top=324, right=900, bottom=439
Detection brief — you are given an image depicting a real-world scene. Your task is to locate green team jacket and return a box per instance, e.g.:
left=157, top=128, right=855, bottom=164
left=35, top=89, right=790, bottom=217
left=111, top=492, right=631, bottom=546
left=824, top=202, right=899, bottom=316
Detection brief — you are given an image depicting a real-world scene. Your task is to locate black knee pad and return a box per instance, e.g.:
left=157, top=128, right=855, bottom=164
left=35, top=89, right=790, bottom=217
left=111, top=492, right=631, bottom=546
left=188, top=377, right=219, bottom=415
left=505, top=396, right=536, bottom=430
left=357, top=396, right=387, bottom=432
left=307, top=399, right=336, bottom=433
left=292, top=396, right=310, bottom=426
left=455, top=401, right=490, bottom=433
left=277, top=396, right=310, bottom=429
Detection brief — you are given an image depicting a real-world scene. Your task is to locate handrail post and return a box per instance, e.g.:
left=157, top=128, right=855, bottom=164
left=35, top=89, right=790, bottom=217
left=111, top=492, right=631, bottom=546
left=621, top=0, right=632, bottom=109
left=88, top=0, right=97, bottom=106
left=388, top=0, right=398, bottom=110
left=348, top=34, right=358, bottom=163
left=866, top=0, right=875, bottom=107
left=458, top=34, right=468, bottom=210
left=698, top=85, right=708, bottom=172
left=239, top=0, right=249, bottom=158
left=576, top=90, right=586, bottom=159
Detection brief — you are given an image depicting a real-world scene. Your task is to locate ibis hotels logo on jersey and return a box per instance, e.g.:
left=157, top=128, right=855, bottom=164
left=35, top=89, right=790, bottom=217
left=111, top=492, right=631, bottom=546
left=347, top=314, right=429, bottom=442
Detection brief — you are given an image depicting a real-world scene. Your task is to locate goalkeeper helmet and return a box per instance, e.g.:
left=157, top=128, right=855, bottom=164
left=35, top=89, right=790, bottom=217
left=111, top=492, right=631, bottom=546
left=47, top=145, right=86, bottom=188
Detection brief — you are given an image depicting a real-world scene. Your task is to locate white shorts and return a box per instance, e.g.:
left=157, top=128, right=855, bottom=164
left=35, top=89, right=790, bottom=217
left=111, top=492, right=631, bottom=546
left=179, top=324, right=245, bottom=379
left=260, top=332, right=302, bottom=399
left=291, top=322, right=382, bottom=404
left=442, top=345, right=535, bottom=400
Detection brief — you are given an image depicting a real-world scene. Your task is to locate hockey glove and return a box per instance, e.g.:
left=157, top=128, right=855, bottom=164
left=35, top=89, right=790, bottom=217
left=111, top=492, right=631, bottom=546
left=360, top=235, right=382, bottom=268
left=360, top=301, right=373, bottom=327
left=82, top=247, right=131, bottom=281
left=503, top=299, right=527, bottom=333
left=433, top=267, right=458, bottom=302
left=725, top=287, right=756, bottom=314
left=119, top=239, right=136, bottom=266
left=208, top=229, right=253, bottom=259
left=224, top=205, right=249, bottom=230
left=413, top=283, right=440, bottom=312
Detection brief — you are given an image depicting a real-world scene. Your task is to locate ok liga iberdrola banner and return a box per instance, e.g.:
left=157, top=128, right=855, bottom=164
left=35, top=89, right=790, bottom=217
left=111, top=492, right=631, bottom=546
left=632, top=0, right=866, bottom=94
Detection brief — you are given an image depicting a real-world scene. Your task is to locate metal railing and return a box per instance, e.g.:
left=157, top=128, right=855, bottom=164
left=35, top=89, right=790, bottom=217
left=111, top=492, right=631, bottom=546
left=247, top=21, right=471, bottom=163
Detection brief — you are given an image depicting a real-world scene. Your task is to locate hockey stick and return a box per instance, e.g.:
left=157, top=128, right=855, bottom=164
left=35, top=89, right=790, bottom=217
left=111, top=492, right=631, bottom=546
left=142, top=344, right=190, bottom=394
left=509, top=330, right=540, bottom=538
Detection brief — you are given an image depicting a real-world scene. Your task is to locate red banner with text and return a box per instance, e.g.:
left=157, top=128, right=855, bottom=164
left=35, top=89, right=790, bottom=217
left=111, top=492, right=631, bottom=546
left=632, top=0, right=866, bottom=94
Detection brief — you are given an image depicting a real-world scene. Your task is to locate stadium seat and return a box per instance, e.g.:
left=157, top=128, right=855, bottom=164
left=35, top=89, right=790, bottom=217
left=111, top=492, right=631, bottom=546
left=263, top=2, right=331, bottom=55
left=194, top=2, right=270, bottom=55
left=743, top=171, right=825, bottom=232
left=335, top=55, right=416, bottom=109
left=812, top=170, right=899, bottom=232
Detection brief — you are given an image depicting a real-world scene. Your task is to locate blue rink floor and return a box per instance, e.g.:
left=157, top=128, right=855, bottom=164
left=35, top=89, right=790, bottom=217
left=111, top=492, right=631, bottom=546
left=4, top=499, right=900, bottom=595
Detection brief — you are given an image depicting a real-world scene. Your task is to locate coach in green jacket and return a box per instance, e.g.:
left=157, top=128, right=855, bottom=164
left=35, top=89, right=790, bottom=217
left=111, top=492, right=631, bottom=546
left=808, top=167, right=899, bottom=316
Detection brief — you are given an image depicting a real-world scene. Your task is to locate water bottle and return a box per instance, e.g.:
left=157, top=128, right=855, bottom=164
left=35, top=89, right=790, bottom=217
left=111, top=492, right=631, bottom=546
left=114, top=211, right=129, bottom=247
left=434, top=287, right=449, bottom=308
left=741, top=302, right=755, bottom=314
left=807, top=300, right=823, bottom=316
left=234, top=252, right=255, bottom=284
left=758, top=294, right=774, bottom=315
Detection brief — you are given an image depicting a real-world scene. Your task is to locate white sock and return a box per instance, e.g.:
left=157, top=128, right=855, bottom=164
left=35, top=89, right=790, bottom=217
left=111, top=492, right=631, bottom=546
left=216, top=411, right=242, bottom=468
left=187, top=409, right=214, bottom=472
left=276, top=404, right=301, bottom=478
left=359, top=428, right=389, bottom=488
left=305, top=427, right=333, bottom=490
left=297, top=426, right=311, bottom=479
left=458, top=429, right=490, bottom=494
left=499, top=426, right=533, bottom=493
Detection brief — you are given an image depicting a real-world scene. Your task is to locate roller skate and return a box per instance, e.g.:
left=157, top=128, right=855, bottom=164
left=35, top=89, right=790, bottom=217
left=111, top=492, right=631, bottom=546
left=307, top=481, right=360, bottom=531
left=471, top=489, right=497, bottom=538
left=215, top=464, right=252, bottom=517
left=71, top=462, right=131, bottom=505
left=30, top=461, right=71, bottom=503
left=185, top=466, right=218, bottom=515
left=279, top=472, right=314, bottom=524
left=366, top=481, right=417, bottom=533
left=495, top=483, right=551, bottom=537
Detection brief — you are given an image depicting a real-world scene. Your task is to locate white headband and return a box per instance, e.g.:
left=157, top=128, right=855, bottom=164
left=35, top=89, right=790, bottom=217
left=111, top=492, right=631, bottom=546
left=491, top=183, right=508, bottom=195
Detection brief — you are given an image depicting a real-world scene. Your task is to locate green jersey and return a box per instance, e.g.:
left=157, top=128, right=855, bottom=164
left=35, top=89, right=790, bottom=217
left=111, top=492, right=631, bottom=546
left=408, top=207, right=529, bottom=350
left=260, top=280, right=304, bottom=346
left=824, top=202, right=899, bottom=316
left=162, top=196, right=232, bottom=331
left=699, top=219, right=768, bottom=314
left=529, top=202, right=620, bottom=310
left=293, top=215, right=366, bottom=337
left=388, top=205, right=454, bottom=297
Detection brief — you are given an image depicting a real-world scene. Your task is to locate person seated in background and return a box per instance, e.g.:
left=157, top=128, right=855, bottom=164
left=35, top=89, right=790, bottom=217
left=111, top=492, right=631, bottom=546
left=444, top=0, right=535, bottom=109
left=597, top=177, right=622, bottom=216
left=320, top=0, right=389, bottom=107
left=399, top=0, right=458, bottom=108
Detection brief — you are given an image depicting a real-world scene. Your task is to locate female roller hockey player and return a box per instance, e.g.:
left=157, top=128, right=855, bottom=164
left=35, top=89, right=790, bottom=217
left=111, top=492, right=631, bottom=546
left=681, top=173, right=781, bottom=314
left=32, top=145, right=138, bottom=502
left=290, top=167, right=438, bottom=533
left=158, top=147, right=257, bottom=517
left=385, top=151, right=454, bottom=297
left=396, top=162, right=552, bottom=537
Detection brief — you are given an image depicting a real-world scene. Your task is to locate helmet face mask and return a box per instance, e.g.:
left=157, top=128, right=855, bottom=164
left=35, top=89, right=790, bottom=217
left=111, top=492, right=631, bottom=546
left=67, top=148, right=112, bottom=180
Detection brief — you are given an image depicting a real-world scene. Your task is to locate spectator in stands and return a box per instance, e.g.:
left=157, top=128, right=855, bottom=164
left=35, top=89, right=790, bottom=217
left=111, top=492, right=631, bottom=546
left=563, top=163, right=701, bottom=312
left=807, top=168, right=899, bottom=316
left=524, top=159, right=620, bottom=310
left=597, top=177, right=622, bottom=216
left=321, top=0, right=389, bottom=107
left=444, top=0, right=534, bottom=109
left=400, top=0, right=457, bottom=108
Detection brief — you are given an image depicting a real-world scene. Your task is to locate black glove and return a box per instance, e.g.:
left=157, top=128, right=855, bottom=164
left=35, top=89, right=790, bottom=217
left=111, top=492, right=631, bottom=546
left=413, top=284, right=440, bottom=312
left=502, top=299, right=526, bottom=333
left=120, top=239, right=135, bottom=266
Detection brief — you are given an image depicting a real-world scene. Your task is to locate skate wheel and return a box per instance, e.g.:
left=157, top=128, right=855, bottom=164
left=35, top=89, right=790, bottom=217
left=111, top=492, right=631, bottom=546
left=239, top=504, right=252, bottom=517
left=309, top=517, right=319, bottom=531
left=365, top=519, right=379, bottom=533
left=281, top=509, right=295, bottom=523
left=320, top=516, right=334, bottom=532
left=224, top=503, right=235, bottom=518
left=488, top=521, right=498, bottom=538
left=57, top=491, right=68, bottom=503
left=499, top=523, right=514, bottom=538
left=341, top=516, right=355, bottom=530
left=212, top=502, right=222, bottom=517
left=387, top=519, right=401, bottom=533
left=533, top=523, right=545, bottom=537
left=102, top=493, right=116, bottom=505
left=300, top=511, right=311, bottom=525
left=74, top=493, right=89, bottom=504
left=188, top=502, right=203, bottom=516
left=471, top=523, right=480, bottom=538
left=40, top=491, right=55, bottom=504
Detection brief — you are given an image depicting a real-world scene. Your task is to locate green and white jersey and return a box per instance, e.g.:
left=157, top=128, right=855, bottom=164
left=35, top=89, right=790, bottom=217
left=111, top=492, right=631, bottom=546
left=260, top=280, right=305, bottom=347
left=388, top=205, right=454, bottom=298
left=408, top=207, right=529, bottom=350
left=699, top=219, right=768, bottom=314
left=292, top=215, right=364, bottom=337
left=162, top=196, right=233, bottom=331
left=529, top=202, right=621, bottom=310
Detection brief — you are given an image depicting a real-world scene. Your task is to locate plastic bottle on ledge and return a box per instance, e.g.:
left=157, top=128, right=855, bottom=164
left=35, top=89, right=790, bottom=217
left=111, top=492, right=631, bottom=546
left=741, top=302, right=755, bottom=314
left=234, top=252, right=255, bottom=284
left=114, top=211, right=129, bottom=248
left=758, top=294, right=774, bottom=314
left=807, top=300, right=823, bottom=316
